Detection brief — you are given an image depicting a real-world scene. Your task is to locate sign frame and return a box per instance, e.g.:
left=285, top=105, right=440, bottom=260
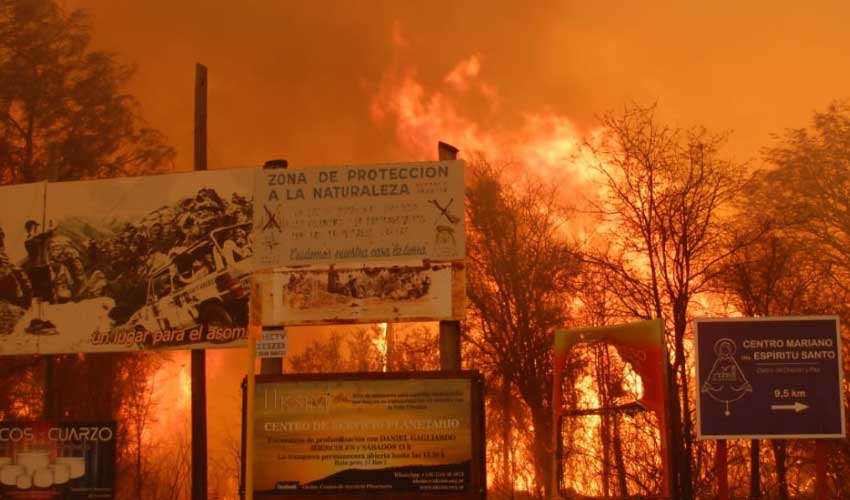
left=241, top=370, right=486, bottom=500
left=695, top=316, right=845, bottom=440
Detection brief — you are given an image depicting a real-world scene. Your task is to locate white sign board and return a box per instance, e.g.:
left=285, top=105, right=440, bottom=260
left=254, top=161, right=465, bottom=268
left=256, top=327, right=287, bottom=359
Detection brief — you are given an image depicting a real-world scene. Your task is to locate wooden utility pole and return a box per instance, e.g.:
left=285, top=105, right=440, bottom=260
left=437, top=141, right=461, bottom=371
left=191, top=62, right=208, bottom=500
left=260, top=159, right=287, bottom=376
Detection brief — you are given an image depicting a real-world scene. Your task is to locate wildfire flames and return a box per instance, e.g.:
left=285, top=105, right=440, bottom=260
left=138, top=52, right=632, bottom=497
left=369, top=53, right=638, bottom=495
left=370, top=54, right=600, bottom=186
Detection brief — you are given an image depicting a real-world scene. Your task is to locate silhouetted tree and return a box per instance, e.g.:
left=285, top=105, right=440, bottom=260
left=0, top=0, right=175, bottom=183
left=0, top=2, right=177, bottom=497
left=464, top=161, right=581, bottom=499
left=717, top=105, right=850, bottom=498
left=761, top=101, right=850, bottom=294
left=288, top=326, right=386, bottom=374
left=587, top=104, right=760, bottom=499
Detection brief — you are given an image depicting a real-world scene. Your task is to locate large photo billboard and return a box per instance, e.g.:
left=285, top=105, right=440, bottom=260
left=254, top=161, right=465, bottom=268
left=248, top=372, right=485, bottom=498
left=0, top=168, right=253, bottom=354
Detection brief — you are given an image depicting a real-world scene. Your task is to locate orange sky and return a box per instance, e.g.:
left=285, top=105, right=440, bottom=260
left=67, top=0, right=850, bottom=169
left=59, top=1, right=850, bottom=492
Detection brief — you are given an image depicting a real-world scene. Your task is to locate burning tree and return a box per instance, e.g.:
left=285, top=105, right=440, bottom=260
left=0, top=2, right=184, bottom=498
left=586, top=104, right=758, bottom=499
left=463, top=161, right=581, bottom=498
left=760, top=101, right=850, bottom=296
left=713, top=101, right=850, bottom=499
left=0, top=0, right=175, bottom=183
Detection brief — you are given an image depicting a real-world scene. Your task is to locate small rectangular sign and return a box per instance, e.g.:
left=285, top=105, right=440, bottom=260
left=696, top=317, right=845, bottom=439
left=256, top=327, right=287, bottom=358
left=253, top=161, right=465, bottom=268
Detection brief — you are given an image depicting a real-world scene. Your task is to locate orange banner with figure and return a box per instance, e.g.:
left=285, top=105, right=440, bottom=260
left=552, top=318, right=671, bottom=498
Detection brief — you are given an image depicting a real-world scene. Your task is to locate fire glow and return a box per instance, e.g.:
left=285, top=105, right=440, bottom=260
left=371, top=54, right=601, bottom=187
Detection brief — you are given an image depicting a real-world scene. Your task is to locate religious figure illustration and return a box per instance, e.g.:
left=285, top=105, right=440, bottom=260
left=430, top=198, right=459, bottom=258
left=701, top=338, right=752, bottom=416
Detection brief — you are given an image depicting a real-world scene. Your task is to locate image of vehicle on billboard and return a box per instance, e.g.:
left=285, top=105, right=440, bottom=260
left=0, top=168, right=254, bottom=354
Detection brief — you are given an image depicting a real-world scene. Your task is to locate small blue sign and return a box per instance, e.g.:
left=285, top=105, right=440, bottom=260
left=696, top=317, right=845, bottom=439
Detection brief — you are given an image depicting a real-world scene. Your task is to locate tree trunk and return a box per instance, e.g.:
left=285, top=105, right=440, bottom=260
left=612, top=413, right=629, bottom=497
left=24, top=108, right=35, bottom=182
left=749, top=439, right=760, bottom=500
left=600, top=412, right=612, bottom=497
left=665, top=357, right=688, bottom=500
left=529, top=406, right=553, bottom=500
left=136, top=425, right=143, bottom=500
left=501, top=375, right=514, bottom=499
left=772, top=440, right=789, bottom=500
left=673, top=303, right=694, bottom=500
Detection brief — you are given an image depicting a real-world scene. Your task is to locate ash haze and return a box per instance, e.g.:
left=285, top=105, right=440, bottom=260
left=51, top=1, right=850, bottom=497
left=67, top=0, right=850, bottom=167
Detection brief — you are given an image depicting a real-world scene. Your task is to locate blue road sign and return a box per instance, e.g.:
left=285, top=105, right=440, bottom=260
left=696, top=317, right=845, bottom=439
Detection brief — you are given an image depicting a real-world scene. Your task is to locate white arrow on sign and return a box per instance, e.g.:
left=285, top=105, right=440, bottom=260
left=770, top=402, right=809, bottom=413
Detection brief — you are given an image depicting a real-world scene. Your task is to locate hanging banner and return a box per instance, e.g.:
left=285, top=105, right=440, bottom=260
left=254, top=161, right=465, bottom=268
left=552, top=319, right=671, bottom=499
left=247, top=372, right=485, bottom=499
left=0, top=168, right=253, bottom=354
left=0, top=421, right=116, bottom=499
left=263, top=260, right=465, bottom=325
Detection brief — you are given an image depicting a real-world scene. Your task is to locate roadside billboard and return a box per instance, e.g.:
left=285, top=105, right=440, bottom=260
left=254, top=161, right=465, bottom=268
left=245, top=372, right=485, bottom=499
left=0, top=168, right=253, bottom=354
left=0, top=421, right=116, bottom=499
left=696, top=316, right=845, bottom=439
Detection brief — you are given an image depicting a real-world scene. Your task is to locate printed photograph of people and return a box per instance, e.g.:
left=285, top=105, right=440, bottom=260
left=0, top=169, right=253, bottom=355
left=0, top=182, right=48, bottom=339
left=272, top=261, right=454, bottom=325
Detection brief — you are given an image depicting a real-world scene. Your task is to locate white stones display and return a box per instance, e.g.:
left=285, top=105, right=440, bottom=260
left=0, top=452, right=84, bottom=490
